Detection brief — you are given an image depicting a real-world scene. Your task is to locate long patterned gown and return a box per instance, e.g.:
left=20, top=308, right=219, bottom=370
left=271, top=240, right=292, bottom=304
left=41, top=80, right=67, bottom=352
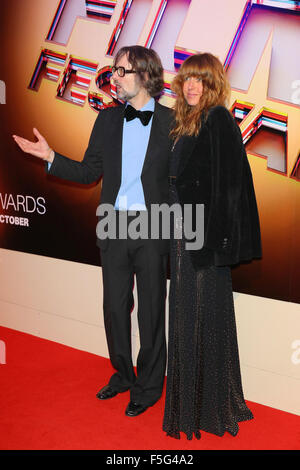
left=163, top=137, right=253, bottom=440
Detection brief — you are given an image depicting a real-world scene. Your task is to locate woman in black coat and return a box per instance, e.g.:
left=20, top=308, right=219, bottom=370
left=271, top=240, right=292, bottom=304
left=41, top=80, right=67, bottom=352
left=163, top=53, right=261, bottom=440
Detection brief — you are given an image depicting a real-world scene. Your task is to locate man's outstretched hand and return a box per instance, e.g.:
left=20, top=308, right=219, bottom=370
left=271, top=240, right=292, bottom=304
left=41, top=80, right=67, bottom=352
left=12, top=128, right=54, bottom=163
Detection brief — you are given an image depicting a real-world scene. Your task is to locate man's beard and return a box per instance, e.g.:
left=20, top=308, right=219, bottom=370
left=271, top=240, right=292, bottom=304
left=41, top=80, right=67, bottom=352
left=115, top=84, right=135, bottom=102
left=114, top=76, right=143, bottom=103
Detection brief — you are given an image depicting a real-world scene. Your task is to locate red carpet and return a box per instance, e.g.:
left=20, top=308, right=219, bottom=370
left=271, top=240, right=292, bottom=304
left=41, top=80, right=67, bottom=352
left=0, top=326, right=299, bottom=451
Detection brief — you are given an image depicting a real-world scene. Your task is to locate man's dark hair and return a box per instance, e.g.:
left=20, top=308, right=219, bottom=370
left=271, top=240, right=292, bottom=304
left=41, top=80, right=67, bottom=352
left=114, top=45, right=164, bottom=97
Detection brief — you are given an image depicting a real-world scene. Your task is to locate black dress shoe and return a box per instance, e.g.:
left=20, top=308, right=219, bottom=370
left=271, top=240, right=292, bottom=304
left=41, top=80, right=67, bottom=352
left=125, top=401, right=149, bottom=417
left=96, top=385, right=118, bottom=400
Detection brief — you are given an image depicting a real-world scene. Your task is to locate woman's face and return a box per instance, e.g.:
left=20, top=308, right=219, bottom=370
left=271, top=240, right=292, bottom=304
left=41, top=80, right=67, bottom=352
left=182, top=76, right=203, bottom=106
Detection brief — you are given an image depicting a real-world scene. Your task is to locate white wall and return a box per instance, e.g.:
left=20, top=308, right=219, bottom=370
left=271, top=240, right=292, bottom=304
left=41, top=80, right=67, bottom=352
left=0, top=248, right=299, bottom=415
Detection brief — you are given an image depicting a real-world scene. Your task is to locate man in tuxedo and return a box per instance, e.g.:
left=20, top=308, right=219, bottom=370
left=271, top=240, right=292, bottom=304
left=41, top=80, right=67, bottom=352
left=13, top=46, right=172, bottom=417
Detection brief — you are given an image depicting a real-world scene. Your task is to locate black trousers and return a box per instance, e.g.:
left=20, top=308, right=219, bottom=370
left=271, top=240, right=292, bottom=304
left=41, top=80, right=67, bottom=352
left=100, top=237, right=168, bottom=406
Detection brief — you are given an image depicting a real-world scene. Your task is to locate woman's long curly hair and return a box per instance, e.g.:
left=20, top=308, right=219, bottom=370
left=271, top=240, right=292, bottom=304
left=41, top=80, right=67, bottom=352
left=171, top=53, right=231, bottom=138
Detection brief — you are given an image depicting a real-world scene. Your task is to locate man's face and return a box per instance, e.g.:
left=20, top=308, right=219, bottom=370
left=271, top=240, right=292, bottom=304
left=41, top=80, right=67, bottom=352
left=111, top=53, right=144, bottom=104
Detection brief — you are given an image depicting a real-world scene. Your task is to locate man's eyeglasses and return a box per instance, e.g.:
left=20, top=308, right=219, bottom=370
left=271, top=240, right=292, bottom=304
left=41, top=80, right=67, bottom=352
left=111, top=66, right=137, bottom=78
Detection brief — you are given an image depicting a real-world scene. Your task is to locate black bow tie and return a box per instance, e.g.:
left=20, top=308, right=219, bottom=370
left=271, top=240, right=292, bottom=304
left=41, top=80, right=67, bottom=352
left=124, top=105, right=153, bottom=126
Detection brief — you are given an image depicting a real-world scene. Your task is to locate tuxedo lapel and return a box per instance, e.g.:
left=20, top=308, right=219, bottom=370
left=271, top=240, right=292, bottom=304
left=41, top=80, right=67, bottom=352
left=108, top=104, right=125, bottom=189
left=141, top=102, right=168, bottom=176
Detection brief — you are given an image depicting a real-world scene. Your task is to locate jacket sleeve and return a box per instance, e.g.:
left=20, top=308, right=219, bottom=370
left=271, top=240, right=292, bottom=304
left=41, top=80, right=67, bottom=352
left=204, top=106, right=245, bottom=253
left=45, top=111, right=104, bottom=184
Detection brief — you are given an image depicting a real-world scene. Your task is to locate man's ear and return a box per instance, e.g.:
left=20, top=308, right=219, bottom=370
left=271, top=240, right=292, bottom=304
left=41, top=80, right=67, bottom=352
left=142, top=71, right=149, bottom=84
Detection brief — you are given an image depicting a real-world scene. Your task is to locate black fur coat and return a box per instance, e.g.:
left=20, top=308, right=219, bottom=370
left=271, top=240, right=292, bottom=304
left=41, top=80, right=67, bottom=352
left=174, top=105, right=262, bottom=268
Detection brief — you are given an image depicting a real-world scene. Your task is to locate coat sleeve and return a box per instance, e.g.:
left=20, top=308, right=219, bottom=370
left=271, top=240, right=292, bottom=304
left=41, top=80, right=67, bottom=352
left=45, top=111, right=104, bottom=184
left=204, top=106, right=245, bottom=253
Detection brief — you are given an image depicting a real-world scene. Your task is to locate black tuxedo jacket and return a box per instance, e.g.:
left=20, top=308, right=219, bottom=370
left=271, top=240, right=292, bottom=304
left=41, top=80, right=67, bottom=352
left=175, top=105, right=262, bottom=268
left=46, top=101, right=173, bottom=253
